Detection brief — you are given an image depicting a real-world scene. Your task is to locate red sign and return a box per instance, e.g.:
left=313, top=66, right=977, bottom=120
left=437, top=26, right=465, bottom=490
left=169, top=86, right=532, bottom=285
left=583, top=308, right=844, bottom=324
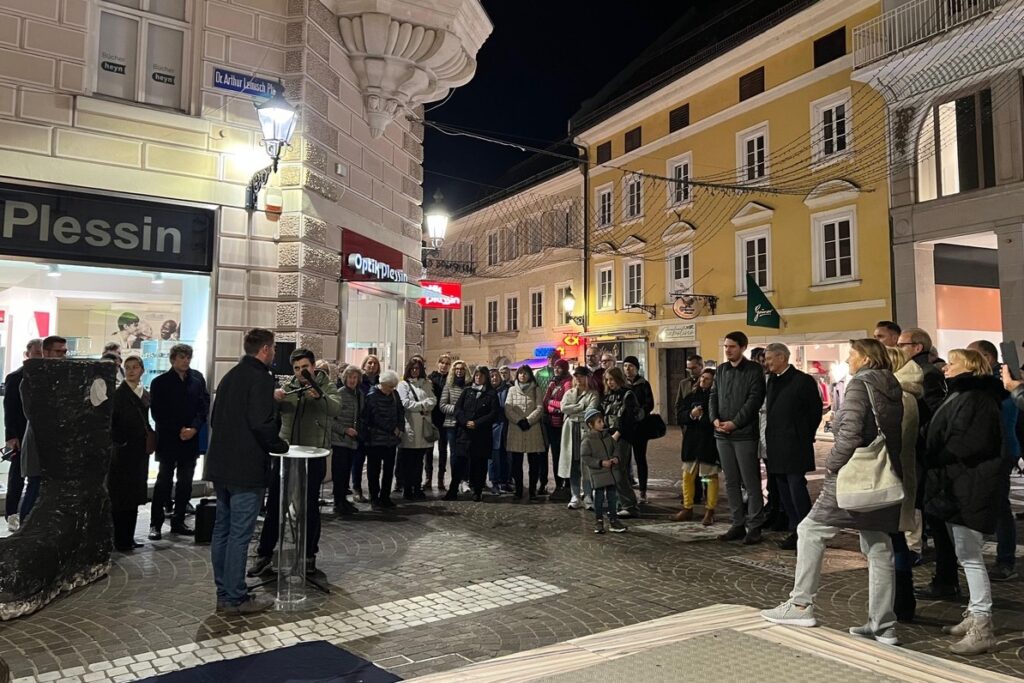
left=562, top=334, right=580, bottom=347
left=417, top=280, right=462, bottom=309
left=0, top=310, right=5, bottom=324
left=341, top=229, right=408, bottom=283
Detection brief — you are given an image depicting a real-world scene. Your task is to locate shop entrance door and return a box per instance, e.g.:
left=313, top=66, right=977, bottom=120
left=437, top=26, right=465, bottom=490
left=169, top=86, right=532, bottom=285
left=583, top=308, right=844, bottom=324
left=345, top=286, right=400, bottom=372
left=664, top=347, right=696, bottom=425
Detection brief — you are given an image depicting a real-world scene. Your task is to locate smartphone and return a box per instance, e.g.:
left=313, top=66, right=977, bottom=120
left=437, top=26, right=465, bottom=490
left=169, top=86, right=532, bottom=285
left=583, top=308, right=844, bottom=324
left=0, top=445, right=15, bottom=462
left=1000, top=341, right=1022, bottom=380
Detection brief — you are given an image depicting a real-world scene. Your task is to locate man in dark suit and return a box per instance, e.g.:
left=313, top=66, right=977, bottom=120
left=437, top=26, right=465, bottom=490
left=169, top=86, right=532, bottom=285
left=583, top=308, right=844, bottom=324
left=149, top=343, right=210, bottom=539
left=763, top=343, right=823, bottom=550
left=3, top=338, right=43, bottom=531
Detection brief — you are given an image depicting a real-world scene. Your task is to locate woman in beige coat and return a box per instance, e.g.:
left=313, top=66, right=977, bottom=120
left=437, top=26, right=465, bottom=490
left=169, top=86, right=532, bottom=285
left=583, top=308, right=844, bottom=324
left=505, top=365, right=547, bottom=500
left=887, top=347, right=922, bottom=622
left=557, top=367, right=602, bottom=510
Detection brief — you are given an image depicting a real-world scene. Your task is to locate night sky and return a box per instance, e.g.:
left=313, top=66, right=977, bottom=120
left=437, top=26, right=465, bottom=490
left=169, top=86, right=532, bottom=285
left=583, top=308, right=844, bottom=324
left=423, top=1, right=733, bottom=212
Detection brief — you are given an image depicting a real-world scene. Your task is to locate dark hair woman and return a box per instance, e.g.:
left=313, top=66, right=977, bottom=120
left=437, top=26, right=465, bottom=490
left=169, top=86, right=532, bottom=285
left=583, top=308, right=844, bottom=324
left=923, top=348, right=1007, bottom=656
left=448, top=366, right=500, bottom=501
left=109, top=356, right=154, bottom=551
left=601, top=366, right=641, bottom=517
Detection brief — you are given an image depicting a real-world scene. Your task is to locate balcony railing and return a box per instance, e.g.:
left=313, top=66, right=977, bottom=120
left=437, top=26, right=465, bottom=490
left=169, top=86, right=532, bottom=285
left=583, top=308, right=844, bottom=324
left=854, top=0, right=1005, bottom=68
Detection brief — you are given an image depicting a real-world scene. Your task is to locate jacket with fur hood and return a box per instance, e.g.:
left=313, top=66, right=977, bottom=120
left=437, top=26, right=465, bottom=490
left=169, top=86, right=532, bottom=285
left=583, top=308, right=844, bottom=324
left=893, top=360, right=923, bottom=532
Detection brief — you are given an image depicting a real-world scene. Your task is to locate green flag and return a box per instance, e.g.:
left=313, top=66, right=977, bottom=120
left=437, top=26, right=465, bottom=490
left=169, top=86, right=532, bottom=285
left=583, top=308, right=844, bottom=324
left=746, top=273, right=780, bottom=329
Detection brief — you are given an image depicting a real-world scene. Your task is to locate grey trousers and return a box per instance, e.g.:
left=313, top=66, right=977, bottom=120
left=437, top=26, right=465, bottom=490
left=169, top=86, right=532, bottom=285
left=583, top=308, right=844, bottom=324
left=791, top=516, right=896, bottom=632
left=613, top=438, right=637, bottom=510
left=717, top=439, right=765, bottom=530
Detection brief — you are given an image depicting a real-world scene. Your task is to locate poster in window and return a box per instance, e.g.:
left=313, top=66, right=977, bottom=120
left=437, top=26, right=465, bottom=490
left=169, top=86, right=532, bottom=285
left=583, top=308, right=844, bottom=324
left=97, top=12, right=138, bottom=100
left=145, top=24, right=184, bottom=108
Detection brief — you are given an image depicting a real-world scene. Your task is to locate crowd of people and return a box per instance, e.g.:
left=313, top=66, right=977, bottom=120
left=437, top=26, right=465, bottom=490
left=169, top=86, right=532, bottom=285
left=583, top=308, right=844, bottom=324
left=4, top=322, right=1024, bottom=638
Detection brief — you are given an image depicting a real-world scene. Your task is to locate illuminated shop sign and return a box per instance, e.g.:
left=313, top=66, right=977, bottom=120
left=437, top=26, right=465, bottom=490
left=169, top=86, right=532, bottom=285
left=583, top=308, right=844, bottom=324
left=417, top=280, right=462, bottom=309
left=346, top=253, right=408, bottom=283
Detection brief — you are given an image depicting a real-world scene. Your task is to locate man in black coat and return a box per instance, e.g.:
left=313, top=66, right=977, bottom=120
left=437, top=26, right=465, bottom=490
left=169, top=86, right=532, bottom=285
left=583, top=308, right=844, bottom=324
left=148, top=343, right=210, bottom=539
left=710, top=331, right=767, bottom=544
left=426, top=354, right=451, bottom=489
left=204, top=328, right=288, bottom=614
left=3, top=338, right=42, bottom=530
left=764, top=343, right=823, bottom=550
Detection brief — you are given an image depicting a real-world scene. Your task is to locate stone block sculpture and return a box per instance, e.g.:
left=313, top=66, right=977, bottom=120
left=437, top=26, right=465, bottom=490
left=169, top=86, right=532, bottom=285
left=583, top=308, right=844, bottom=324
left=0, top=359, right=116, bottom=620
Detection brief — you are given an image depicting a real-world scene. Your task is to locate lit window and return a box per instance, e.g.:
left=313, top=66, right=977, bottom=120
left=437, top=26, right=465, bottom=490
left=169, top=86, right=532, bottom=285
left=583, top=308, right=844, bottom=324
left=598, top=266, right=613, bottom=310
left=917, top=89, right=995, bottom=202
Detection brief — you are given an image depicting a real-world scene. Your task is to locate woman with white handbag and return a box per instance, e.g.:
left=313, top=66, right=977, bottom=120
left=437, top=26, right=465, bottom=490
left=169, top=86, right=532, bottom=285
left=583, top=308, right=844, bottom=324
left=762, top=338, right=905, bottom=646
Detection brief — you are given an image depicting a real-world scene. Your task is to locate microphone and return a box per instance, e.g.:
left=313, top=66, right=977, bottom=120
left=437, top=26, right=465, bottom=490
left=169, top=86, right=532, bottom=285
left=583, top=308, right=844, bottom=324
left=301, top=369, right=324, bottom=398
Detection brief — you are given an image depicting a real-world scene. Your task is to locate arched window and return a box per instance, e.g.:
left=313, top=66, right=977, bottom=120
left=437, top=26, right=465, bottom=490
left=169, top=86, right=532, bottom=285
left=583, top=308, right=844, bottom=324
left=916, top=89, right=995, bottom=202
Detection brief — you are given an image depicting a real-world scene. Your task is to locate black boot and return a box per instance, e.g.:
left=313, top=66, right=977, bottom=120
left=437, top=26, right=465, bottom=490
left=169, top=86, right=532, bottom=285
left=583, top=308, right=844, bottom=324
left=894, top=570, right=917, bottom=622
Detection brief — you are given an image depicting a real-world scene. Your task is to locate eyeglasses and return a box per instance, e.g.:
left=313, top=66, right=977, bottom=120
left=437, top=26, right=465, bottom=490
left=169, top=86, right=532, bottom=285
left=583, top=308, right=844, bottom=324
left=897, top=342, right=918, bottom=348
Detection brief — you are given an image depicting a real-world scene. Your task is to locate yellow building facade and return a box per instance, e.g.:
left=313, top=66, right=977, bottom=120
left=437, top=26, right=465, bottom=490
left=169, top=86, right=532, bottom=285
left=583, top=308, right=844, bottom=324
left=574, top=0, right=892, bottom=421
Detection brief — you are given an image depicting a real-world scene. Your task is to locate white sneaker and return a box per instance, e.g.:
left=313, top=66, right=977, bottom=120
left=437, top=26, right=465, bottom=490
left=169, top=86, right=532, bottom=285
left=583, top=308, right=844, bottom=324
left=760, top=600, right=816, bottom=627
left=584, top=498, right=594, bottom=511
left=7, top=514, right=20, bottom=533
left=849, top=624, right=899, bottom=646
left=567, top=496, right=582, bottom=510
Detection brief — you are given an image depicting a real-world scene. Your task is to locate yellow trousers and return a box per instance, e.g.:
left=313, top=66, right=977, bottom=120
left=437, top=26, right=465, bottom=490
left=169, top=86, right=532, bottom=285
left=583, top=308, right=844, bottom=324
left=682, top=468, right=719, bottom=510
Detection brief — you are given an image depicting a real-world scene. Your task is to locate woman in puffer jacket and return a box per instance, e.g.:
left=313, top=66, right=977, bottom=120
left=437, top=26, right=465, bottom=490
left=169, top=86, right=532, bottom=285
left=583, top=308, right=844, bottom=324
left=505, top=365, right=547, bottom=500
left=601, top=367, right=641, bottom=517
left=924, top=348, right=1007, bottom=656
left=887, top=346, right=923, bottom=623
left=763, top=338, right=904, bottom=647
left=439, top=360, right=468, bottom=492
left=558, top=366, right=602, bottom=510
left=397, top=357, right=436, bottom=501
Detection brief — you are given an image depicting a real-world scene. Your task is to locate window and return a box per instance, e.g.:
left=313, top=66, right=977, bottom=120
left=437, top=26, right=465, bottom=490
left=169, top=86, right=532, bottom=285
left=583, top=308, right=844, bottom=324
left=96, top=1, right=189, bottom=109
left=556, top=284, right=572, bottom=325
left=668, top=247, right=693, bottom=294
left=544, top=210, right=571, bottom=248
left=811, top=91, right=850, bottom=164
left=813, top=27, right=846, bottom=67
left=598, top=266, right=614, bottom=310
left=526, top=218, right=543, bottom=254
left=917, top=89, right=995, bottom=202
left=624, top=127, right=642, bottom=153
left=597, top=186, right=613, bottom=228
left=487, top=232, right=499, bottom=266
left=442, top=309, right=453, bottom=338
left=624, top=260, right=644, bottom=307
left=737, top=123, right=768, bottom=182
left=486, top=298, right=499, bottom=333
left=736, top=226, right=771, bottom=294
left=596, top=141, right=612, bottom=164
left=462, top=304, right=475, bottom=334
left=669, top=103, right=690, bottom=132
left=506, top=295, right=518, bottom=331
left=668, top=153, right=693, bottom=206
left=625, top=174, right=643, bottom=219
left=530, top=289, right=544, bottom=328
left=739, top=67, right=764, bottom=101
left=812, top=208, right=858, bottom=285
left=501, top=225, right=519, bottom=261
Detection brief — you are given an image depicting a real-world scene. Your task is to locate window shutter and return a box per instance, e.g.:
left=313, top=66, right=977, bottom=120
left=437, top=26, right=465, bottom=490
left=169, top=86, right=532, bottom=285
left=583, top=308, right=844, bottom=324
left=624, top=126, right=642, bottom=153
left=739, top=67, right=764, bottom=102
left=596, top=141, right=611, bottom=164
left=813, top=27, right=846, bottom=68
left=669, top=104, right=690, bottom=133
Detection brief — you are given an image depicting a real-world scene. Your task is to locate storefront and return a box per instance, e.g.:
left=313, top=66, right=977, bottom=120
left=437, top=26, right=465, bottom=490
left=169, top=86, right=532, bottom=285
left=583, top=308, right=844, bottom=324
left=340, top=229, right=413, bottom=372
left=0, top=180, right=215, bottom=488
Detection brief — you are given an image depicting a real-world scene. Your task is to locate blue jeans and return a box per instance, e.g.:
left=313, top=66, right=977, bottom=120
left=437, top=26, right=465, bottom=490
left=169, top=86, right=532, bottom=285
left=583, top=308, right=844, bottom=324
left=18, top=475, right=40, bottom=520
left=593, top=485, right=618, bottom=521
left=211, top=484, right=263, bottom=605
left=569, top=455, right=593, bottom=501
left=489, top=448, right=510, bottom=485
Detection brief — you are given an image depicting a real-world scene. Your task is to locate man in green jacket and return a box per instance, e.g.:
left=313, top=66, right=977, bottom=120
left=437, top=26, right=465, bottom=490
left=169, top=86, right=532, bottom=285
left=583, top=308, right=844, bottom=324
left=249, top=348, right=340, bottom=577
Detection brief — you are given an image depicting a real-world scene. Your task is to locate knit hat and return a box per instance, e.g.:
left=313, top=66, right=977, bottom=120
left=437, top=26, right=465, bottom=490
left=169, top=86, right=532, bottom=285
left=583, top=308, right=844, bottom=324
left=584, top=408, right=603, bottom=425
left=623, top=356, right=640, bottom=369
left=554, top=359, right=570, bottom=372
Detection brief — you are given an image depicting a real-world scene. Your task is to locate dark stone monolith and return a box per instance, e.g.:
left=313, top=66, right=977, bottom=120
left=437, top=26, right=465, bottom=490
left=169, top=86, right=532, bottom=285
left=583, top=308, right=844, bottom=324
left=0, top=359, right=116, bottom=620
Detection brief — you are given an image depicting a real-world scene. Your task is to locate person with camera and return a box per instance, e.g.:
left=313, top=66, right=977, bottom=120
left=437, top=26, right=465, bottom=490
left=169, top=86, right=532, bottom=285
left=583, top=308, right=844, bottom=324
left=248, top=348, right=340, bottom=578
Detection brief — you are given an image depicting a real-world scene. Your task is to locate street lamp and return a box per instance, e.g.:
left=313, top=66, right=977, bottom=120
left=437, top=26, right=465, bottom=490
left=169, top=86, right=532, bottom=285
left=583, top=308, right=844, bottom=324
left=423, top=190, right=449, bottom=252
left=562, top=286, right=585, bottom=326
left=245, top=86, right=297, bottom=212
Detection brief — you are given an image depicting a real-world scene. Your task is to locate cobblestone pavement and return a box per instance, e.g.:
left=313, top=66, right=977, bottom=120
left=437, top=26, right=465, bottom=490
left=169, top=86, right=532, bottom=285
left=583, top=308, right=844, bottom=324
left=2, top=432, right=1024, bottom=681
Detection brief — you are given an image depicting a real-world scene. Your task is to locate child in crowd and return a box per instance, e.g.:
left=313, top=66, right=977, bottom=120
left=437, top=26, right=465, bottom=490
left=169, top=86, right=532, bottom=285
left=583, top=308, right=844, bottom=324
left=581, top=409, right=626, bottom=534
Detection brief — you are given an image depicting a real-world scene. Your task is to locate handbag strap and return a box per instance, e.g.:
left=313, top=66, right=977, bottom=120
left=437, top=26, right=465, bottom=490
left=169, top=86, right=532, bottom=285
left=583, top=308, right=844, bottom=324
left=861, top=381, right=884, bottom=439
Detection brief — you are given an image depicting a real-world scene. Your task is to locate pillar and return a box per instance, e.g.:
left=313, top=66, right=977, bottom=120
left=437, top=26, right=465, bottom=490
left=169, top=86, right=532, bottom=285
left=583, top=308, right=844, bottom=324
left=891, top=240, right=937, bottom=335
left=996, top=223, right=1024, bottom=345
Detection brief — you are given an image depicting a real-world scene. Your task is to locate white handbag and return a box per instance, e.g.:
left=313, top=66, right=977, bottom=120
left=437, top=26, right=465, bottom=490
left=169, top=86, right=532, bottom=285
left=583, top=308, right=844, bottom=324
left=835, top=382, right=905, bottom=512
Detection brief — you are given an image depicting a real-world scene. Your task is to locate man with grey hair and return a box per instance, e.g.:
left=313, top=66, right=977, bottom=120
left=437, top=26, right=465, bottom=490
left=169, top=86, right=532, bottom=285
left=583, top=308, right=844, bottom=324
left=763, top=343, right=822, bottom=550
left=898, top=327, right=945, bottom=415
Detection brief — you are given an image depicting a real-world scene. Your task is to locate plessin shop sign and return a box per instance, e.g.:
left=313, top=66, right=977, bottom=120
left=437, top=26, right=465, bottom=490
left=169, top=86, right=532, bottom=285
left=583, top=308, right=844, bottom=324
left=0, top=183, right=215, bottom=272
